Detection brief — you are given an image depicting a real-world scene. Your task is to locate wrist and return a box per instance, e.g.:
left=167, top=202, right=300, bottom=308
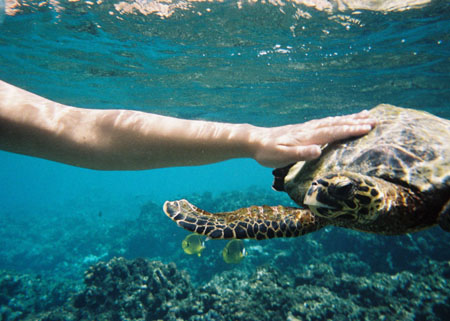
left=234, top=123, right=262, bottom=160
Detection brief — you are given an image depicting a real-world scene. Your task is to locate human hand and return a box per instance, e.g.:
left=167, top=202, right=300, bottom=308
left=251, top=110, right=376, bottom=168
left=0, top=80, right=377, bottom=170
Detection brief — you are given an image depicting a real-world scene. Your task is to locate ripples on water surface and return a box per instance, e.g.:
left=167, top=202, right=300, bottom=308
left=0, top=0, right=449, bottom=125
left=0, top=0, right=449, bottom=242
left=0, top=4, right=450, bottom=318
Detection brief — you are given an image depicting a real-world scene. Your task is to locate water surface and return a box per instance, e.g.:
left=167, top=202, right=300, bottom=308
left=0, top=0, right=449, bottom=290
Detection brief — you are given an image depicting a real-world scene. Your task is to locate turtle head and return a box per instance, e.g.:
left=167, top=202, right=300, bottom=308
left=303, top=172, right=384, bottom=223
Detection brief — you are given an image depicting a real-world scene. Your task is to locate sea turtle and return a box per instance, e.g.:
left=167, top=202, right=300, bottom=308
left=163, top=104, right=450, bottom=240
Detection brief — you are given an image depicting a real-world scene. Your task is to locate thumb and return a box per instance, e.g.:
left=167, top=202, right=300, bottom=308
left=288, top=144, right=322, bottom=162
left=256, top=145, right=321, bottom=168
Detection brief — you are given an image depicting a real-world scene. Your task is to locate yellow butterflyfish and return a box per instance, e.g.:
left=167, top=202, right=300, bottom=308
left=182, top=233, right=205, bottom=257
left=222, top=239, right=246, bottom=264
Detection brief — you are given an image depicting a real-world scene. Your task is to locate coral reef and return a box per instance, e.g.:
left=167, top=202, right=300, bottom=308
left=200, top=259, right=450, bottom=321
left=15, top=256, right=450, bottom=321
left=1, top=189, right=449, bottom=321
left=72, top=257, right=196, bottom=320
left=0, top=270, right=78, bottom=321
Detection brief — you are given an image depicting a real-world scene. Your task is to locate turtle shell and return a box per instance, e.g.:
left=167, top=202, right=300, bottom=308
left=282, top=104, right=450, bottom=205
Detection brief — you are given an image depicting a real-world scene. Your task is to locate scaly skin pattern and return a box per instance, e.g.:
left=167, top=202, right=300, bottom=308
left=303, top=172, right=442, bottom=234
left=163, top=105, right=450, bottom=239
left=163, top=200, right=325, bottom=240
left=326, top=175, right=440, bottom=234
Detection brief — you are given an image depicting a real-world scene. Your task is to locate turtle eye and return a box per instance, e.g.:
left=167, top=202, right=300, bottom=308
left=329, top=180, right=355, bottom=200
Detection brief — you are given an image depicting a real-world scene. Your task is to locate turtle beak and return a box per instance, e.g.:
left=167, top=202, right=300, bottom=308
left=304, top=184, right=335, bottom=209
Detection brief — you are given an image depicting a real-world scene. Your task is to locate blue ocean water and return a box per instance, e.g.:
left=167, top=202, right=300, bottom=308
left=0, top=0, right=449, bottom=319
left=0, top=0, right=448, bottom=213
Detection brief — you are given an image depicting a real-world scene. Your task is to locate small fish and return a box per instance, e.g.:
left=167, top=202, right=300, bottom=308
left=182, top=233, right=205, bottom=257
left=222, top=239, right=247, bottom=264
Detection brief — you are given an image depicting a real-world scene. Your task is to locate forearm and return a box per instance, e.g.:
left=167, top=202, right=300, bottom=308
left=91, top=109, right=256, bottom=169
left=0, top=80, right=255, bottom=170
left=0, top=80, right=375, bottom=170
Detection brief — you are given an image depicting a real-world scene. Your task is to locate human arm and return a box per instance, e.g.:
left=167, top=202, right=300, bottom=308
left=0, top=80, right=375, bottom=170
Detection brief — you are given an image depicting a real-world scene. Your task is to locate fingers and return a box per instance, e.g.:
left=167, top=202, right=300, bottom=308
left=294, top=144, right=322, bottom=160
left=348, top=109, right=369, bottom=118
left=305, top=124, right=373, bottom=146
left=306, top=110, right=377, bottom=129
left=315, top=116, right=376, bottom=128
left=279, top=144, right=321, bottom=162
left=254, top=110, right=377, bottom=168
left=256, top=145, right=321, bottom=168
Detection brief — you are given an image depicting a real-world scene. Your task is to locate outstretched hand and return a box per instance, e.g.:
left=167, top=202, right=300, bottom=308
left=251, top=110, right=376, bottom=168
left=0, top=80, right=377, bottom=170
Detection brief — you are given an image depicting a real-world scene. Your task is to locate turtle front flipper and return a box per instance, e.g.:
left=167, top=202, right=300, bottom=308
left=163, top=199, right=323, bottom=240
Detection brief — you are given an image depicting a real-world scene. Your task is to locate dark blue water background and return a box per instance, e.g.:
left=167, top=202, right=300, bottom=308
left=0, top=0, right=449, bottom=277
